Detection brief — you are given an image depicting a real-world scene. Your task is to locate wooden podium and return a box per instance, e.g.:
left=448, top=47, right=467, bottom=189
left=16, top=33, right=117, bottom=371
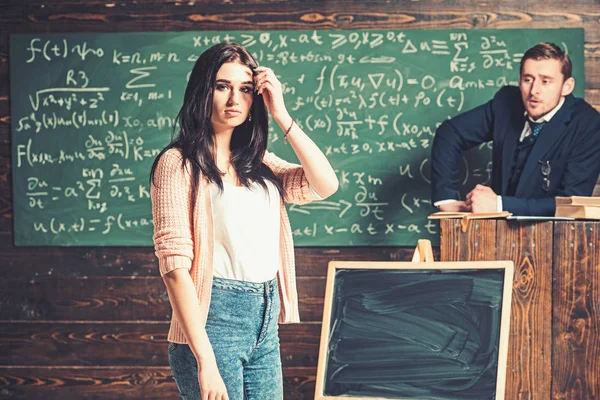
left=440, top=219, right=600, bottom=399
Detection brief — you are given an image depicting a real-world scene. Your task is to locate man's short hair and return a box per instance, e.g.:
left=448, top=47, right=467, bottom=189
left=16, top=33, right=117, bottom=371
left=520, top=42, right=572, bottom=79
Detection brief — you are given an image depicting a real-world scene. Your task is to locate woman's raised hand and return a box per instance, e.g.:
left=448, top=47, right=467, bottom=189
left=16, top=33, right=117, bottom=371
left=254, top=66, right=287, bottom=120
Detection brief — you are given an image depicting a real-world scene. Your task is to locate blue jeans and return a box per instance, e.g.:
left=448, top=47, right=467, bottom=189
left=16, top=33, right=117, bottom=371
left=168, top=277, right=283, bottom=400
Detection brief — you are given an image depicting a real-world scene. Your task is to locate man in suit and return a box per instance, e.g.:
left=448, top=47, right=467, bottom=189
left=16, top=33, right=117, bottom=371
left=431, top=42, right=600, bottom=216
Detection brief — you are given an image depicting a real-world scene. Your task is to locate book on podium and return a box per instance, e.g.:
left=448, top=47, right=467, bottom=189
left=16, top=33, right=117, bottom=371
left=555, top=196, right=600, bottom=219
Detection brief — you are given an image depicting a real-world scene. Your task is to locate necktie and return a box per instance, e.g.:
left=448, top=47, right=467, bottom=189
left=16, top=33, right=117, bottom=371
left=528, top=120, right=546, bottom=137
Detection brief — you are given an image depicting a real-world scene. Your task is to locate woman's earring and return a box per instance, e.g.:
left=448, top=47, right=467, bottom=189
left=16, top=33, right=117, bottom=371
left=248, top=112, right=252, bottom=122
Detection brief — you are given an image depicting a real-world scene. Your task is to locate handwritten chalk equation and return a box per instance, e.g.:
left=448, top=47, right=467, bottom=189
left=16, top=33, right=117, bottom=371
left=11, top=29, right=580, bottom=245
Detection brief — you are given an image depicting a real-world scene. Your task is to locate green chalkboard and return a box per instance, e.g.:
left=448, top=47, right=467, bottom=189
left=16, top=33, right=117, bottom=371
left=315, top=261, right=514, bottom=399
left=10, top=29, right=585, bottom=246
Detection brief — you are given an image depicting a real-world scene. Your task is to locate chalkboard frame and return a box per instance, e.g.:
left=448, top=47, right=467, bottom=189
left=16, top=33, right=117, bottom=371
left=315, top=260, right=514, bottom=400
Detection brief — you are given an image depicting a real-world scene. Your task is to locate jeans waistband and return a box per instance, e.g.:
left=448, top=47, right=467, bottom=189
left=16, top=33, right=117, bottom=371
left=212, top=276, right=277, bottom=294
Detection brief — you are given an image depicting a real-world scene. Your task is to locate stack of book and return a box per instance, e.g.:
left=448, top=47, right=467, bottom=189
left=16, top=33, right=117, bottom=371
left=555, top=196, right=600, bottom=219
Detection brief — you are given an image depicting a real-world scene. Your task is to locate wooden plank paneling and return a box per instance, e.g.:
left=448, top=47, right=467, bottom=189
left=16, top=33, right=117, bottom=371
left=294, top=246, right=435, bottom=275
left=0, top=277, right=172, bottom=321
left=0, top=243, right=159, bottom=277
left=0, top=239, right=420, bottom=276
left=0, top=367, right=179, bottom=400
left=280, top=323, right=322, bottom=369
left=441, top=219, right=555, bottom=399
left=0, top=366, right=316, bottom=400
left=1, top=4, right=600, bottom=42
left=283, top=367, right=317, bottom=400
left=0, top=276, right=326, bottom=322
left=496, top=220, right=553, bottom=400
left=0, top=322, right=321, bottom=368
left=439, top=219, right=498, bottom=261
left=0, top=99, right=8, bottom=157
left=1, top=2, right=600, bottom=400
left=6, top=0, right=600, bottom=7
left=587, top=89, right=600, bottom=112
left=552, top=222, right=600, bottom=400
left=0, top=322, right=170, bottom=367
left=0, top=156, right=9, bottom=234
left=585, top=45, right=600, bottom=90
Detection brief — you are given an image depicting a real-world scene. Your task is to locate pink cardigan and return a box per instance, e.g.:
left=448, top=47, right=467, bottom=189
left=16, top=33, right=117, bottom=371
left=151, top=148, right=318, bottom=343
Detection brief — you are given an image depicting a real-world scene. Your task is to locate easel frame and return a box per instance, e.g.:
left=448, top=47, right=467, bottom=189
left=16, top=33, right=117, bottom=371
left=314, top=241, right=514, bottom=400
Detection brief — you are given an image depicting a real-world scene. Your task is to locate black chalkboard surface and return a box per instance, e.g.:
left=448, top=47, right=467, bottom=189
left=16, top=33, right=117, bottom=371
left=315, top=261, right=514, bottom=400
left=9, top=29, right=584, bottom=246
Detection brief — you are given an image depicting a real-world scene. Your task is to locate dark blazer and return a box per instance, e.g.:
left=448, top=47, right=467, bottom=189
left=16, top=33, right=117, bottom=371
left=431, top=86, right=600, bottom=216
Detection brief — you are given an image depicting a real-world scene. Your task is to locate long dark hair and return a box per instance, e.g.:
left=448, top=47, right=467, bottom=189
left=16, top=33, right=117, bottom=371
left=150, top=42, right=283, bottom=200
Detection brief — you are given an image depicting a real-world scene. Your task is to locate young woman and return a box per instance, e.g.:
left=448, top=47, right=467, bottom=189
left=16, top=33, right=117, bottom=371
left=150, top=42, right=338, bottom=400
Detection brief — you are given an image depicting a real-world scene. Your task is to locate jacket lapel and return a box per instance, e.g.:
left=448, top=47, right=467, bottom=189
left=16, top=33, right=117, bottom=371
left=501, top=108, right=526, bottom=194
left=515, top=95, right=574, bottom=196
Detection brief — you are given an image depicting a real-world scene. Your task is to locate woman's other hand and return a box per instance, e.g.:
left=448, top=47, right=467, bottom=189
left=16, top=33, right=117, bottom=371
left=198, top=359, right=229, bottom=400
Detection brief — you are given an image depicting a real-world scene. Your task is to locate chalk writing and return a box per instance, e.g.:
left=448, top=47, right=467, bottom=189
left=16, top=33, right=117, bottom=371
left=9, top=29, right=585, bottom=245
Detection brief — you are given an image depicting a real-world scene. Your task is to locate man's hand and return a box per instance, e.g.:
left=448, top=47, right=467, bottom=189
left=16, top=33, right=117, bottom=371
left=466, top=185, right=498, bottom=213
left=438, top=200, right=470, bottom=212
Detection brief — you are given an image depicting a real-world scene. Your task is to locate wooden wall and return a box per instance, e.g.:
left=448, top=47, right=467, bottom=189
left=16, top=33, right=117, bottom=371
left=440, top=219, right=600, bottom=399
left=1, top=1, right=599, bottom=399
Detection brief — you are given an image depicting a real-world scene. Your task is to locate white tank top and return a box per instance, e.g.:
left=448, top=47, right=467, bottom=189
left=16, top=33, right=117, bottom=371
left=210, top=180, right=281, bottom=283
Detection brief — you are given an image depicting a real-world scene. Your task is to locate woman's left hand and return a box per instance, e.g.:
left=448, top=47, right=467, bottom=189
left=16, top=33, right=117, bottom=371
left=254, top=66, right=287, bottom=120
